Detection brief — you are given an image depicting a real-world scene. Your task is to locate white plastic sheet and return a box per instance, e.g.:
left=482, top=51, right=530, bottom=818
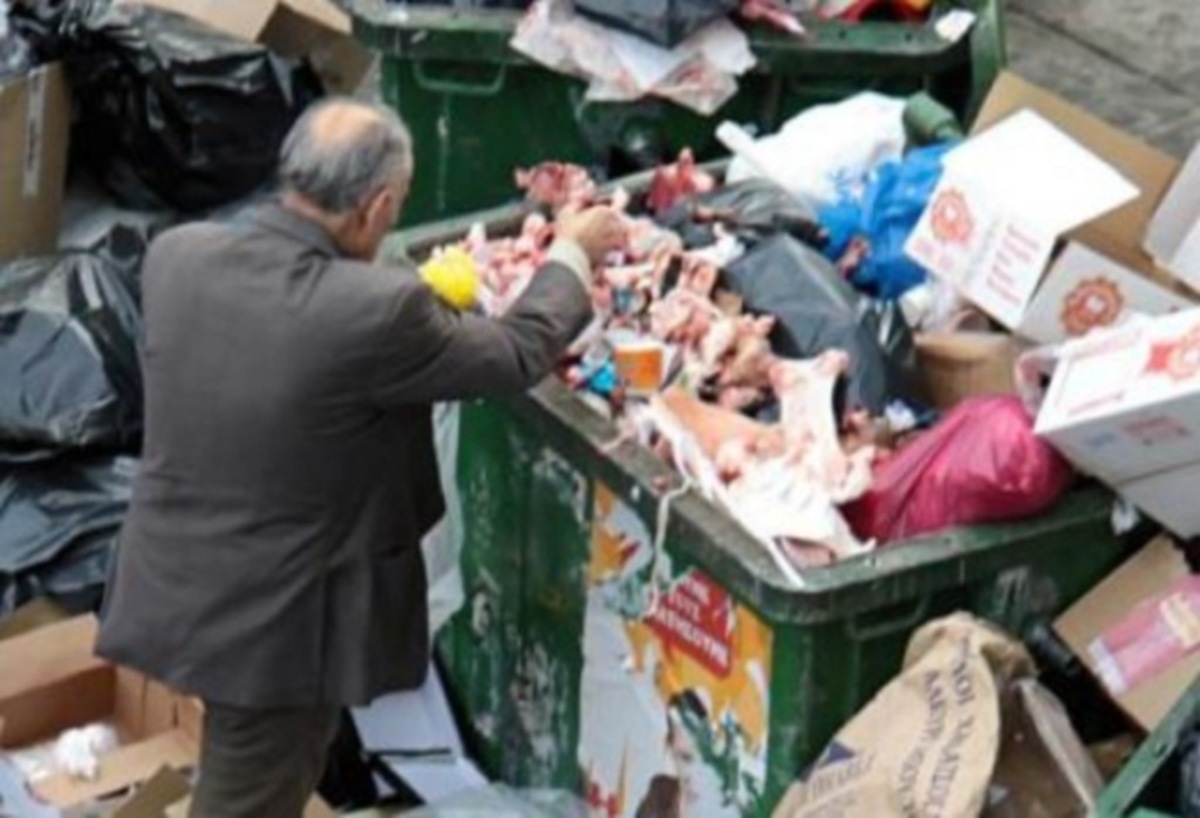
left=423, top=402, right=465, bottom=636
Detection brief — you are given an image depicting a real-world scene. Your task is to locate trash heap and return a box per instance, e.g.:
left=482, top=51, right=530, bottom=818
left=422, top=102, right=1077, bottom=576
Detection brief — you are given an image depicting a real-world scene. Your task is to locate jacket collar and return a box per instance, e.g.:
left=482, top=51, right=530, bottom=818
left=250, top=202, right=342, bottom=258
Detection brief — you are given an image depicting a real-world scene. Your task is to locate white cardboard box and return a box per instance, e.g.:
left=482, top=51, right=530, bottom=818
left=1036, top=307, right=1200, bottom=484
left=1146, top=142, right=1200, bottom=293
left=1020, top=244, right=1194, bottom=345
left=1117, top=463, right=1200, bottom=539
left=906, top=72, right=1196, bottom=340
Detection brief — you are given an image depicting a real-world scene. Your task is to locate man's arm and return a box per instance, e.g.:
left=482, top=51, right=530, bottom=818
left=371, top=242, right=594, bottom=406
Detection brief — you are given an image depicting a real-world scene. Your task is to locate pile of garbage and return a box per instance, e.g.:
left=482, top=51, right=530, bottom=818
left=419, top=93, right=1077, bottom=577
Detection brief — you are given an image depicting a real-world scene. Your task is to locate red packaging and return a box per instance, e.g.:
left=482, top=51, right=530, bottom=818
left=844, top=396, right=1075, bottom=542
left=1089, top=574, right=1200, bottom=696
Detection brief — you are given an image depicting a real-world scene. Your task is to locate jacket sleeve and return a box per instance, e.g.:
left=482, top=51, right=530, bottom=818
left=371, top=256, right=594, bottom=406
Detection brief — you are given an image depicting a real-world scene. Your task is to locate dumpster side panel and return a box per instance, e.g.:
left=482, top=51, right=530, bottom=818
left=438, top=401, right=1130, bottom=817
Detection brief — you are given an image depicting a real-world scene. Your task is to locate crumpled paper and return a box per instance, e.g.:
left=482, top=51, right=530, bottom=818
left=511, top=0, right=756, bottom=115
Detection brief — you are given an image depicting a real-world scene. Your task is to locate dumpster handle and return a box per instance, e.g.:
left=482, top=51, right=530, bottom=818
left=645, top=479, right=694, bottom=618
left=412, top=61, right=509, bottom=96
left=844, top=596, right=931, bottom=641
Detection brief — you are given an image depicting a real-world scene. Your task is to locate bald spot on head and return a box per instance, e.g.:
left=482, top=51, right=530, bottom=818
left=278, top=97, right=413, bottom=215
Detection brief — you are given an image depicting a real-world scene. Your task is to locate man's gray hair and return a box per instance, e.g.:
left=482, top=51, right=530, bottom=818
left=279, top=98, right=413, bottom=214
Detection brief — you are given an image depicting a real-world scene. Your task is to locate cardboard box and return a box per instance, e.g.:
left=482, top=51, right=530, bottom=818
left=1055, top=536, right=1200, bottom=732
left=1116, top=461, right=1200, bottom=539
left=906, top=72, right=1196, bottom=342
left=915, top=331, right=1021, bottom=409
left=1035, top=307, right=1200, bottom=484
left=1146, top=142, right=1200, bottom=292
left=0, top=616, right=197, bottom=814
left=0, top=63, right=70, bottom=264
left=120, top=0, right=371, bottom=93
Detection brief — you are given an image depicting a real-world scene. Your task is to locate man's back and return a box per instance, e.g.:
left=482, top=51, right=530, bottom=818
left=96, top=204, right=592, bottom=707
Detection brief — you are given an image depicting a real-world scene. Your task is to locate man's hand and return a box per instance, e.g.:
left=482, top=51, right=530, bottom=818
left=556, top=205, right=627, bottom=267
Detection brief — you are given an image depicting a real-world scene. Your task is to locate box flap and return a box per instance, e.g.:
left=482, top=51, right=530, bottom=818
left=972, top=72, right=1179, bottom=262
left=120, top=0, right=277, bottom=42
left=264, top=1, right=371, bottom=92
left=1055, top=536, right=1200, bottom=730
left=32, top=728, right=198, bottom=809
left=112, top=767, right=194, bottom=818
left=1146, top=142, right=1200, bottom=291
left=0, top=598, right=70, bottom=643
left=0, top=616, right=114, bottom=748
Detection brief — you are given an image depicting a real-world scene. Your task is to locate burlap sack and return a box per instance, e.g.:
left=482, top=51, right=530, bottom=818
left=773, top=613, right=1035, bottom=818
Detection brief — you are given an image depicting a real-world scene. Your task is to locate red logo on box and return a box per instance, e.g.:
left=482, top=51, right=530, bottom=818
left=1147, top=325, right=1200, bottom=381
left=1061, top=277, right=1125, bottom=337
left=930, top=189, right=975, bottom=245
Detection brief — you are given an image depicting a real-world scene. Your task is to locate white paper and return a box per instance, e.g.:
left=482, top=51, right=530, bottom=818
left=943, top=110, right=1139, bottom=234
left=353, top=671, right=465, bottom=758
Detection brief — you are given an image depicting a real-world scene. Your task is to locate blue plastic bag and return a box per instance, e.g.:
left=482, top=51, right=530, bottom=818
left=821, top=142, right=956, bottom=301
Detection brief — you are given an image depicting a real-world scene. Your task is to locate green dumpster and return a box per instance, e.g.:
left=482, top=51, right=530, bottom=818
left=354, top=0, right=1005, bottom=225
left=393, top=204, right=1134, bottom=818
left=1093, top=679, right=1200, bottom=818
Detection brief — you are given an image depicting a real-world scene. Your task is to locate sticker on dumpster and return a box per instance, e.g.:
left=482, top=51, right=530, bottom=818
left=578, top=483, right=773, bottom=818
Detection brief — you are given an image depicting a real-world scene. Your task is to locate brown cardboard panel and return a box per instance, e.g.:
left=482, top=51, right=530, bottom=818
left=112, top=767, right=194, bottom=818
left=0, top=63, right=70, bottom=263
left=1055, top=536, right=1200, bottom=730
left=123, top=0, right=276, bottom=41
left=916, top=331, right=1020, bottom=409
left=972, top=72, right=1179, bottom=262
left=0, top=617, right=114, bottom=748
left=32, top=729, right=198, bottom=809
left=0, top=598, right=70, bottom=643
left=113, top=667, right=149, bottom=743
left=141, top=682, right=180, bottom=737
left=176, top=698, right=204, bottom=745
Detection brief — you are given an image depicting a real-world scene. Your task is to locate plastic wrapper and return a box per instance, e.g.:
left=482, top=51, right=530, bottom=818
left=0, top=455, right=136, bottom=616
left=658, top=178, right=825, bottom=250
left=844, top=396, right=1075, bottom=542
left=0, top=0, right=34, bottom=81
left=574, top=0, right=738, bottom=48
left=722, top=233, right=923, bottom=413
left=511, top=0, right=754, bottom=116
left=28, top=1, right=320, bottom=211
left=821, top=142, right=953, bottom=300
left=725, top=92, right=908, bottom=210
left=0, top=251, right=143, bottom=462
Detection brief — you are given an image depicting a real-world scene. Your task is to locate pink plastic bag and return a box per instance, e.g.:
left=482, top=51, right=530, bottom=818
left=844, top=396, right=1075, bottom=542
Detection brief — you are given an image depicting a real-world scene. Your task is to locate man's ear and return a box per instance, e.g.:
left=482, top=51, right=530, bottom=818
left=363, top=187, right=397, bottom=230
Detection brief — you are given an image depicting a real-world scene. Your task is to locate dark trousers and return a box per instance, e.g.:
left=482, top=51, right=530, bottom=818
left=190, top=702, right=340, bottom=818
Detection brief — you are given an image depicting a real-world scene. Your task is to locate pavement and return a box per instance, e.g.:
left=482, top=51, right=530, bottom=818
left=1007, top=0, right=1200, bottom=157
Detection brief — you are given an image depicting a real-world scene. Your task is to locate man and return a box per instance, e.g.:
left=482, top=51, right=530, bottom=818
left=95, top=98, right=623, bottom=817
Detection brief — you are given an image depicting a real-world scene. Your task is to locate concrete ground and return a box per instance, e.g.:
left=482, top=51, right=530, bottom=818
left=1007, top=0, right=1200, bottom=157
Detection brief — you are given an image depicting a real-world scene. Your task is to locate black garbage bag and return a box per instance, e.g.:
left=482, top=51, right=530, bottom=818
left=658, top=178, right=828, bottom=251
left=29, top=1, right=320, bottom=211
left=0, top=250, right=143, bottom=462
left=575, top=0, right=739, bottom=48
left=723, top=233, right=924, bottom=414
left=0, top=455, right=136, bottom=616
left=1183, top=720, right=1200, bottom=818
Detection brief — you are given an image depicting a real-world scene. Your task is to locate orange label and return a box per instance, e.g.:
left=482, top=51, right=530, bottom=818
left=930, top=188, right=975, bottom=245
left=1061, top=276, right=1125, bottom=337
left=613, top=345, right=664, bottom=394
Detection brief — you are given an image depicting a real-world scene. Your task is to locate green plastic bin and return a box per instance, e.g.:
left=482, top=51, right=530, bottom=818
left=393, top=198, right=1133, bottom=818
left=1093, top=679, right=1200, bottom=818
left=354, top=0, right=1005, bottom=225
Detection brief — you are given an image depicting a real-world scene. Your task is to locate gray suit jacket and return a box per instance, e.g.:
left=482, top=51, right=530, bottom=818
left=95, top=204, right=592, bottom=708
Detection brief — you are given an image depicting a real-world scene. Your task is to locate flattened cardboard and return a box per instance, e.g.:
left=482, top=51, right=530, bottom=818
left=111, top=767, right=193, bottom=818
left=915, top=331, right=1021, bottom=409
left=0, top=63, right=70, bottom=263
left=1055, top=536, right=1200, bottom=731
left=123, top=0, right=371, bottom=93
left=33, top=730, right=195, bottom=809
